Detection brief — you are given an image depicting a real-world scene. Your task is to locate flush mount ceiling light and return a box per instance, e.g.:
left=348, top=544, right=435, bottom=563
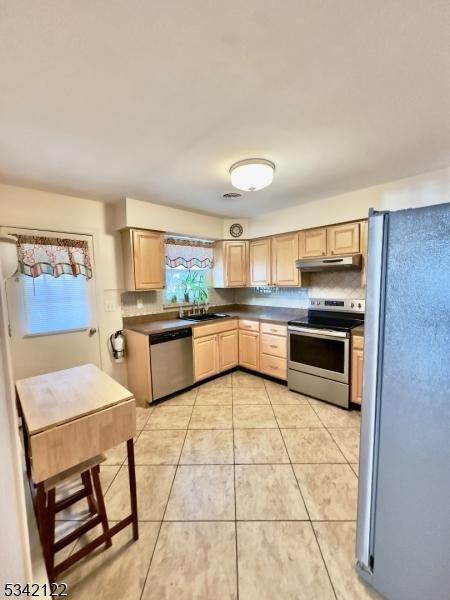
left=229, top=158, right=275, bottom=192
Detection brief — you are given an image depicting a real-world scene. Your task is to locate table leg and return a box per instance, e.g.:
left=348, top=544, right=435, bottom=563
left=126, top=438, right=139, bottom=541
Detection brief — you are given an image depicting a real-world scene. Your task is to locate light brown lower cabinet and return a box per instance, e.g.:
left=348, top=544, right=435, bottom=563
left=351, top=336, right=364, bottom=404
left=193, top=324, right=239, bottom=382
left=219, top=329, right=239, bottom=371
left=238, top=330, right=260, bottom=371
left=193, top=334, right=218, bottom=382
left=259, top=325, right=287, bottom=381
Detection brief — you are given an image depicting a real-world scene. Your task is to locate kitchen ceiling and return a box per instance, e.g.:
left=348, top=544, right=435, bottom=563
left=0, top=1, right=449, bottom=217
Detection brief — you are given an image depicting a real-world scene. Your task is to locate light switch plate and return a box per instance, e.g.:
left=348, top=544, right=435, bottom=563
left=137, top=298, right=144, bottom=309
left=104, top=300, right=116, bottom=312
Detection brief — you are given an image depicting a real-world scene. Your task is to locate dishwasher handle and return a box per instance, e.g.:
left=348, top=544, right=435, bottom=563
left=149, top=327, right=192, bottom=345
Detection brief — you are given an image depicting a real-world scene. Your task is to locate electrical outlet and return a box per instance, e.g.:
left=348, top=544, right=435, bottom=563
left=136, top=298, right=144, bottom=310
left=104, top=300, right=116, bottom=312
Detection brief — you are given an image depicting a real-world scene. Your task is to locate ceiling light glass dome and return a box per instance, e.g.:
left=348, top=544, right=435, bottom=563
left=229, top=158, right=275, bottom=192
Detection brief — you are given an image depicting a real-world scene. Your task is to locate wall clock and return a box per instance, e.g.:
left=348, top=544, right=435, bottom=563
left=229, top=223, right=243, bottom=238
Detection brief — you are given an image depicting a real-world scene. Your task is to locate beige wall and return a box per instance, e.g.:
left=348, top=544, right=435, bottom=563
left=249, top=166, right=450, bottom=237
left=118, top=197, right=225, bottom=239
left=0, top=183, right=127, bottom=384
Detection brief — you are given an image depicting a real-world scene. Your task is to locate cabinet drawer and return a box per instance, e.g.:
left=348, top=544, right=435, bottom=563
left=260, top=333, right=287, bottom=358
left=353, top=335, right=364, bottom=350
left=260, top=354, right=287, bottom=380
left=260, top=322, right=287, bottom=337
left=193, top=319, right=238, bottom=338
left=239, top=319, right=260, bottom=333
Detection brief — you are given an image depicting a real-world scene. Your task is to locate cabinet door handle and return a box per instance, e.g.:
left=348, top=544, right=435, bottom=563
left=270, top=365, right=278, bottom=370
left=269, top=344, right=277, bottom=349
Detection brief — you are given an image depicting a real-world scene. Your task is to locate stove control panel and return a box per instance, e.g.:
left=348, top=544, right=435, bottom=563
left=309, top=298, right=365, bottom=313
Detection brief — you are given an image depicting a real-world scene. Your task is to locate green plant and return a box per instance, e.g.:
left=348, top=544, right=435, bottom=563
left=177, top=270, right=208, bottom=303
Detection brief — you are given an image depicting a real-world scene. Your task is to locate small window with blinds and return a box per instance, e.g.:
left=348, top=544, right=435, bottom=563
left=22, top=274, right=90, bottom=336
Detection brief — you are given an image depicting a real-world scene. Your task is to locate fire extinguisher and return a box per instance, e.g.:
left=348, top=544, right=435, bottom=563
left=109, top=330, right=125, bottom=362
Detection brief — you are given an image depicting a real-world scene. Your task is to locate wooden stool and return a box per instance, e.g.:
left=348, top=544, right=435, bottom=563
left=37, top=454, right=111, bottom=580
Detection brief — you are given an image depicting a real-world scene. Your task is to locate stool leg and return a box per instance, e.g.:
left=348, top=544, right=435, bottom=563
left=81, top=471, right=97, bottom=516
left=36, top=482, right=53, bottom=581
left=91, top=465, right=112, bottom=549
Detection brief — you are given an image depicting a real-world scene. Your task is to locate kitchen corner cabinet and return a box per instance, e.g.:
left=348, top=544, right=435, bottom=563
left=327, top=222, right=360, bottom=255
left=121, top=228, right=165, bottom=291
left=271, top=233, right=300, bottom=286
left=351, top=335, right=364, bottom=405
left=238, top=328, right=260, bottom=371
left=299, top=228, right=327, bottom=258
left=213, top=240, right=249, bottom=287
left=249, top=238, right=272, bottom=286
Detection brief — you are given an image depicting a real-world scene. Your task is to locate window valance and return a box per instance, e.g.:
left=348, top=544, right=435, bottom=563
left=165, top=237, right=213, bottom=270
left=16, top=235, right=93, bottom=279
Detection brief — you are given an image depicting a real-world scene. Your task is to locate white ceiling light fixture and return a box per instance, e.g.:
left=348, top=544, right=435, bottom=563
left=229, top=158, right=275, bottom=192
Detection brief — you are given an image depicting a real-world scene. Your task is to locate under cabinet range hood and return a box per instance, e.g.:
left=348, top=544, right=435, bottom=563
left=296, top=254, right=362, bottom=272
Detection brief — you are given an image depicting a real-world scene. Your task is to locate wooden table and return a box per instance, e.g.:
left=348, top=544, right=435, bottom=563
left=16, top=363, right=139, bottom=576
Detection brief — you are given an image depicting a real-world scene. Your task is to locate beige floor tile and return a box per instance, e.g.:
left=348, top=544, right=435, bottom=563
left=232, top=388, right=270, bottom=405
left=143, top=521, right=237, bottom=600
left=180, top=429, right=234, bottom=464
left=196, top=387, right=233, bottom=405
left=312, top=403, right=361, bottom=428
left=56, top=465, right=120, bottom=521
left=294, top=463, right=358, bottom=520
left=145, top=406, right=192, bottom=429
left=233, top=405, right=277, bottom=428
left=136, top=406, right=153, bottom=429
left=234, top=429, right=289, bottom=464
left=350, top=463, right=359, bottom=476
left=189, top=405, right=233, bottom=429
left=235, top=465, right=308, bottom=520
left=54, top=520, right=85, bottom=563
left=104, top=442, right=127, bottom=466
left=199, top=373, right=233, bottom=389
left=232, top=370, right=266, bottom=388
left=313, top=521, right=383, bottom=599
left=106, top=465, right=175, bottom=521
left=161, top=387, right=198, bottom=406
left=165, top=465, right=235, bottom=520
left=273, top=404, right=323, bottom=428
left=63, top=521, right=160, bottom=600
left=281, top=428, right=346, bottom=463
left=265, top=381, right=310, bottom=405
left=134, top=429, right=186, bottom=465
left=237, top=521, right=335, bottom=600
left=329, top=428, right=360, bottom=462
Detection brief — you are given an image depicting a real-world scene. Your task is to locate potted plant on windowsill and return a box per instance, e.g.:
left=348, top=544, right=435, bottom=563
left=177, top=270, right=208, bottom=305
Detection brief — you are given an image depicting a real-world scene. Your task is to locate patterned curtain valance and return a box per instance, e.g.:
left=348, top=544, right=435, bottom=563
left=16, top=235, right=93, bottom=279
left=165, top=238, right=213, bottom=270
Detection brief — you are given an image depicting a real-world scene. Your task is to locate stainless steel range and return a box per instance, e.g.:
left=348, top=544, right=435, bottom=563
left=288, top=298, right=364, bottom=409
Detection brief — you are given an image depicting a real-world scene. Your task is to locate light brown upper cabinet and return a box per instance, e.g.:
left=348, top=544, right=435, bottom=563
left=213, top=240, right=249, bottom=287
left=299, top=228, right=327, bottom=258
left=327, top=222, right=360, bottom=255
left=249, top=238, right=271, bottom=286
left=121, top=228, right=165, bottom=291
left=271, top=233, right=299, bottom=286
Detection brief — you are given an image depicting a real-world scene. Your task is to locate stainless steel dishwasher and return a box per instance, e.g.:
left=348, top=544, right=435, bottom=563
left=149, top=327, right=194, bottom=400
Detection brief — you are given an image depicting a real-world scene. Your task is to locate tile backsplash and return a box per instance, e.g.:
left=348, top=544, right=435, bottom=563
left=121, top=272, right=364, bottom=317
left=234, top=271, right=365, bottom=309
left=121, top=287, right=235, bottom=317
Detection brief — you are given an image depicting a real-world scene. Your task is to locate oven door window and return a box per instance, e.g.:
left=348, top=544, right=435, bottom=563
left=290, top=334, right=345, bottom=373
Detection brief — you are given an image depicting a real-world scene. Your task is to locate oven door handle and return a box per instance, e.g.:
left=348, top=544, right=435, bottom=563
left=287, top=326, right=349, bottom=339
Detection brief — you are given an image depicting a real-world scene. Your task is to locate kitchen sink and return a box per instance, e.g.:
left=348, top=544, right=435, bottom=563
left=182, top=313, right=230, bottom=322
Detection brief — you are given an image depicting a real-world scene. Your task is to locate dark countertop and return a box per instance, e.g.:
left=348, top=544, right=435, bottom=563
left=124, top=305, right=309, bottom=335
left=352, top=324, right=364, bottom=337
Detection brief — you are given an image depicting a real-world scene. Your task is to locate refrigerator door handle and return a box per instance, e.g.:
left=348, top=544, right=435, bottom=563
left=356, top=210, right=388, bottom=573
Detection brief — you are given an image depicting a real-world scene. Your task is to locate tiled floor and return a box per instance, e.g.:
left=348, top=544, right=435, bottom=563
left=58, top=370, right=381, bottom=599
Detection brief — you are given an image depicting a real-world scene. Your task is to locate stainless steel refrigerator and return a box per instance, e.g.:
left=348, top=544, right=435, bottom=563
left=356, top=202, right=450, bottom=600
